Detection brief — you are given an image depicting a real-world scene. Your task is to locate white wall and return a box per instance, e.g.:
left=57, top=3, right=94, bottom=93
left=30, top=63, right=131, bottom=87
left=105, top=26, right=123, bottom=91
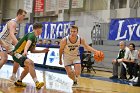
left=115, top=8, right=136, bottom=18
left=3, top=0, right=24, bottom=19
left=137, top=7, right=140, bottom=17
left=70, top=10, right=115, bottom=44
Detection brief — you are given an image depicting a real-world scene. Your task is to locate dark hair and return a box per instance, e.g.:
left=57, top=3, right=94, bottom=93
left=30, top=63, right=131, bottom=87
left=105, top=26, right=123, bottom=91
left=129, top=43, right=135, bottom=50
left=33, top=23, right=43, bottom=29
left=71, top=25, right=78, bottom=32
left=48, top=40, right=52, bottom=42
left=17, top=9, right=27, bottom=16
left=39, top=39, right=42, bottom=41
left=55, top=41, right=60, bottom=44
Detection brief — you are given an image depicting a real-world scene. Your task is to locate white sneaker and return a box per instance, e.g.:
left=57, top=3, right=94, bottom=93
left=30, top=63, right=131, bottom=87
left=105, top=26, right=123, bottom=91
left=129, top=76, right=135, bottom=82
left=133, top=77, right=138, bottom=82
left=10, top=76, right=17, bottom=81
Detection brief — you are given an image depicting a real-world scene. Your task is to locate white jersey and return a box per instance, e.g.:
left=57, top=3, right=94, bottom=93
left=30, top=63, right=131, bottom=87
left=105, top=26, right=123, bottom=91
left=0, top=18, right=19, bottom=52
left=64, top=35, right=81, bottom=56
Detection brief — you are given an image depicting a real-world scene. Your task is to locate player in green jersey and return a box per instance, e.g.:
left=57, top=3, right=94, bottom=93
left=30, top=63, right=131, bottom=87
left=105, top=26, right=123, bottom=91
left=12, top=23, right=49, bottom=89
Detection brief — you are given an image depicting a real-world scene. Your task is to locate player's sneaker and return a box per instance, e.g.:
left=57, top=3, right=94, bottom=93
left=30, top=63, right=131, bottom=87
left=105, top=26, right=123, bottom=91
left=10, top=76, right=17, bottom=81
left=129, top=76, right=135, bottom=82
left=133, top=77, right=138, bottom=82
left=14, top=80, right=26, bottom=87
left=35, top=81, right=44, bottom=89
left=72, top=80, right=79, bottom=88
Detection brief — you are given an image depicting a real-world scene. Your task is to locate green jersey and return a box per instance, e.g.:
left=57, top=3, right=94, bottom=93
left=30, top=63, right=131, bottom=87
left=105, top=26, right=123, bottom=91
left=14, top=32, right=37, bottom=53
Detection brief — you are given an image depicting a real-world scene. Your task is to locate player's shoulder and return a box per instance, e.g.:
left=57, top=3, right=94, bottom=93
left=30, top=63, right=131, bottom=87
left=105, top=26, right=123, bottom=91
left=61, top=37, right=66, bottom=42
left=59, top=37, right=67, bottom=45
left=7, top=20, right=17, bottom=26
left=79, top=36, right=85, bottom=42
left=26, top=32, right=34, bottom=38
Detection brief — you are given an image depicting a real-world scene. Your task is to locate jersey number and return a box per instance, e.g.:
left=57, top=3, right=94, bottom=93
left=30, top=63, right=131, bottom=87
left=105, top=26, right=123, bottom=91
left=70, top=48, right=75, bottom=51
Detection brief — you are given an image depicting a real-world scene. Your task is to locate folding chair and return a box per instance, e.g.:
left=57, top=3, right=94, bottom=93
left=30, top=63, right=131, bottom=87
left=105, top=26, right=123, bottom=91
left=81, top=51, right=96, bottom=73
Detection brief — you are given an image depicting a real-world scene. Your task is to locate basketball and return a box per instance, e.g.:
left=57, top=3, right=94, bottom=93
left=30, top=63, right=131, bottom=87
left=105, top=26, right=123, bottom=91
left=94, top=51, right=104, bottom=62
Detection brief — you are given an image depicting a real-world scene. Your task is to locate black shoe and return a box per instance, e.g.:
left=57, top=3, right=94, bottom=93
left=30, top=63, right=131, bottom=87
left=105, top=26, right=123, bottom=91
left=133, top=83, right=140, bottom=87
left=72, top=80, right=78, bottom=87
left=128, top=76, right=133, bottom=80
left=109, top=76, right=118, bottom=79
left=119, top=76, right=127, bottom=80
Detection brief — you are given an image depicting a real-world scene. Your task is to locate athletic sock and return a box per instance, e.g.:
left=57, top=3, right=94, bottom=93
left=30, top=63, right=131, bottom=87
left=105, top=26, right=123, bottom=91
left=33, top=78, right=38, bottom=83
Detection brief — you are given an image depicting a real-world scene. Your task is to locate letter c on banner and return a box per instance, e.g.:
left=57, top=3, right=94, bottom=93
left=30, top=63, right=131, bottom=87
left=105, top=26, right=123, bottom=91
left=28, top=25, right=33, bottom=33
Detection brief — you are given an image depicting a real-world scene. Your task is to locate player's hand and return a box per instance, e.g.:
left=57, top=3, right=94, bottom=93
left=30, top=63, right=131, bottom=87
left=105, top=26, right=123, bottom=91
left=0, top=41, right=9, bottom=51
left=4, top=45, right=9, bottom=52
left=42, top=48, right=49, bottom=53
left=59, top=60, right=62, bottom=65
left=22, top=51, right=28, bottom=56
left=112, top=59, right=116, bottom=63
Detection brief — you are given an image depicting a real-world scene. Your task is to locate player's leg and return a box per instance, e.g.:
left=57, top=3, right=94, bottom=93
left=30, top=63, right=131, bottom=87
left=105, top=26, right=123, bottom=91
left=24, top=59, right=44, bottom=89
left=13, top=55, right=44, bottom=89
left=64, top=56, right=76, bottom=82
left=10, top=62, right=19, bottom=81
left=65, top=65, right=76, bottom=81
left=73, top=58, right=81, bottom=86
left=74, top=63, right=81, bottom=78
left=14, top=57, right=44, bottom=88
left=0, top=51, right=8, bottom=69
left=14, top=66, right=29, bottom=87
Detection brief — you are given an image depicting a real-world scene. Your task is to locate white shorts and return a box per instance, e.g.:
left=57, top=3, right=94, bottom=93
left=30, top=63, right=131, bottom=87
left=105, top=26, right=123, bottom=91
left=63, top=55, right=81, bottom=66
left=0, top=39, right=15, bottom=53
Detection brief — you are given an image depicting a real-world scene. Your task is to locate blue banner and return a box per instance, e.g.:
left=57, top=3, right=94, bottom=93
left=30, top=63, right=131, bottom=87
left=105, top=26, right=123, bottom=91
left=108, top=18, right=140, bottom=41
left=25, top=21, right=75, bottom=39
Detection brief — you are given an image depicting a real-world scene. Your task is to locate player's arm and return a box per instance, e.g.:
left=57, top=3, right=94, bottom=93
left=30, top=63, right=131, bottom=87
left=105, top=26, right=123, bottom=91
left=22, top=40, right=32, bottom=56
left=30, top=46, right=49, bottom=53
left=81, top=38, right=98, bottom=53
left=59, top=38, right=66, bottom=64
left=8, top=21, right=18, bottom=45
left=0, top=40, right=9, bottom=51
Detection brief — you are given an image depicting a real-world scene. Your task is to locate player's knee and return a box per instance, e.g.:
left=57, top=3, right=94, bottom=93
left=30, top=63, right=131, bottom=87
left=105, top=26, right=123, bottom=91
left=28, top=60, right=34, bottom=66
left=3, top=58, right=7, bottom=62
left=24, top=67, right=29, bottom=72
left=14, top=62, right=19, bottom=67
left=75, top=72, right=81, bottom=76
left=24, top=59, right=34, bottom=67
left=1, top=57, right=7, bottom=63
left=67, top=71, right=73, bottom=77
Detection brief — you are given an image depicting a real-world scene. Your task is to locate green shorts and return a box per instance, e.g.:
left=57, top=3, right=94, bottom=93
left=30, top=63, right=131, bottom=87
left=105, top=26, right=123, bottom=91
left=12, top=53, right=27, bottom=67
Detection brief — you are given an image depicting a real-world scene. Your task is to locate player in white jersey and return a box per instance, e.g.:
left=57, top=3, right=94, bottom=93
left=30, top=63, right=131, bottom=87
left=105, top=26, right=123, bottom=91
left=59, top=25, right=99, bottom=87
left=0, top=9, right=27, bottom=81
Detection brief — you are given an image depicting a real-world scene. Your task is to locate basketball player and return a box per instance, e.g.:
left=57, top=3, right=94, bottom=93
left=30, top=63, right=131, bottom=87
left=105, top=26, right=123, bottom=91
left=13, top=23, right=49, bottom=89
left=59, top=25, right=99, bottom=87
left=0, top=9, right=27, bottom=80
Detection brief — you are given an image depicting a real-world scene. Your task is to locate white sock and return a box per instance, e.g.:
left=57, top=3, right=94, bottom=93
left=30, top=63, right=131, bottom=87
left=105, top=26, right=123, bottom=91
left=12, top=73, right=16, bottom=77
left=18, top=78, right=22, bottom=81
left=33, top=78, right=38, bottom=83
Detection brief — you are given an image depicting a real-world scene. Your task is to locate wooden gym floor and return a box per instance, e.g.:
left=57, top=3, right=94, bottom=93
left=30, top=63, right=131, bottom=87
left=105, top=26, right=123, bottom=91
left=0, top=64, right=140, bottom=93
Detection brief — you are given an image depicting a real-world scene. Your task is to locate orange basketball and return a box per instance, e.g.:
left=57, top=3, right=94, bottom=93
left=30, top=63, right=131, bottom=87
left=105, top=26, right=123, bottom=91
left=94, top=51, right=104, bottom=62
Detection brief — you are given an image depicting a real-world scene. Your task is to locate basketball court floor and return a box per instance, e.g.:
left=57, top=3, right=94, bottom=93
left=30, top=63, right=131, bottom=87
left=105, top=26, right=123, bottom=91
left=0, top=63, right=140, bottom=93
